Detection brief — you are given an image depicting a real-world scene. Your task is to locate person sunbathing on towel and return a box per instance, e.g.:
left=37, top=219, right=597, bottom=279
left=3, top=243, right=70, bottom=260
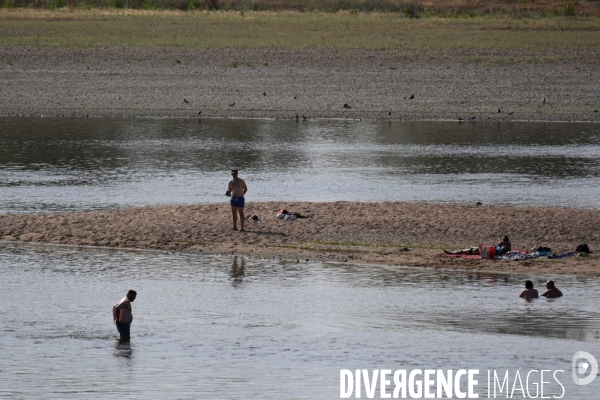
left=443, top=236, right=512, bottom=256
left=443, top=246, right=480, bottom=256
left=495, top=236, right=512, bottom=254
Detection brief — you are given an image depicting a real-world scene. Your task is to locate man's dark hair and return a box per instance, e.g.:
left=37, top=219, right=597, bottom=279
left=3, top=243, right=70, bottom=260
left=525, top=280, right=533, bottom=289
left=547, top=280, right=555, bottom=288
left=127, top=290, right=137, bottom=296
left=231, top=169, right=238, bottom=173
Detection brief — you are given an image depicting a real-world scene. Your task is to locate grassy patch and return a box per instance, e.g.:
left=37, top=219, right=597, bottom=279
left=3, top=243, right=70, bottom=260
left=0, top=9, right=598, bottom=57
left=4, top=0, right=600, bottom=16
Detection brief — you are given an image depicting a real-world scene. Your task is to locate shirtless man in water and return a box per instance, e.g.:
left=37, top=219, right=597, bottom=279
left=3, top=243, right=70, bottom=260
left=519, top=280, right=539, bottom=299
left=113, top=290, right=137, bottom=341
left=227, top=169, right=248, bottom=231
left=541, top=280, right=563, bottom=298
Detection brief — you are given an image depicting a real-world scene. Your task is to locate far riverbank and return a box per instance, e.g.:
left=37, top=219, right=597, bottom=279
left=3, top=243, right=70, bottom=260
left=1, top=47, right=599, bottom=122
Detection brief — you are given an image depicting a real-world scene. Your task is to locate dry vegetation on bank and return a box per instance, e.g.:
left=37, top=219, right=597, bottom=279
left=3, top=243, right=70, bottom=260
left=2, top=0, right=600, bottom=17
left=1, top=9, right=599, bottom=61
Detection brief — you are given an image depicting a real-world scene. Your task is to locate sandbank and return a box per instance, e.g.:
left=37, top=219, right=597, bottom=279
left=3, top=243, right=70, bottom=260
left=1, top=201, right=598, bottom=276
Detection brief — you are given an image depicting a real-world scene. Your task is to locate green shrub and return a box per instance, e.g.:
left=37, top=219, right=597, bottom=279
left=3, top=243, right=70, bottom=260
left=564, top=1, right=576, bottom=17
left=47, top=0, right=66, bottom=9
left=110, top=0, right=125, bottom=8
left=188, top=0, right=204, bottom=9
left=142, top=0, right=158, bottom=9
left=403, top=4, right=423, bottom=18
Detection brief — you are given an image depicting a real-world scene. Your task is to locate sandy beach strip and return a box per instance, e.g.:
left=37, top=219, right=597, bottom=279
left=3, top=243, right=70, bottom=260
left=1, top=47, right=599, bottom=122
left=1, top=201, right=598, bottom=275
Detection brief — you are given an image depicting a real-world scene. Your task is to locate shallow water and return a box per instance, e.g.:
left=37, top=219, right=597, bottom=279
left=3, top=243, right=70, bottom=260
left=1, top=117, right=600, bottom=213
left=1, top=242, right=600, bottom=399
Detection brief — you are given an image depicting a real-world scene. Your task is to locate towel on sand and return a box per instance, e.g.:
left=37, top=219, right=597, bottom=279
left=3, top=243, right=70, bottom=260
left=547, top=252, right=575, bottom=259
left=496, top=250, right=551, bottom=261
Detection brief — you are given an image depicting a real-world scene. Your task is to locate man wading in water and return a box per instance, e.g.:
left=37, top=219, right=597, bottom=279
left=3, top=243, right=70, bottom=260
left=113, top=290, right=137, bottom=341
left=227, top=169, right=248, bottom=231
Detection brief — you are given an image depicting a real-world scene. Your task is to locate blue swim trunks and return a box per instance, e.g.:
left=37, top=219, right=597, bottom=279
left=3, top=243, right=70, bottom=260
left=230, top=196, right=245, bottom=208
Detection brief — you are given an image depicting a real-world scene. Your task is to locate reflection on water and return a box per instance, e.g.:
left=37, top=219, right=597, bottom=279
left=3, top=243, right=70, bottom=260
left=1, top=117, right=600, bottom=213
left=230, top=256, right=245, bottom=284
left=114, top=341, right=134, bottom=359
left=1, top=242, right=600, bottom=398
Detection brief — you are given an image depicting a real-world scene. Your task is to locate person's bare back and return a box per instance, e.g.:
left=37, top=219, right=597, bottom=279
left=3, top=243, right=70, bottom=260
left=519, top=280, right=539, bottom=299
left=114, top=297, right=133, bottom=323
left=541, top=281, right=563, bottom=298
left=228, top=177, right=247, bottom=198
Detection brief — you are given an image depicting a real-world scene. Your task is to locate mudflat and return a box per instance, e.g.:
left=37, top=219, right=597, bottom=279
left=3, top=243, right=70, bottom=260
left=1, top=202, right=598, bottom=275
left=1, top=46, right=599, bottom=121
left=0, top=10, right=599, bottom=121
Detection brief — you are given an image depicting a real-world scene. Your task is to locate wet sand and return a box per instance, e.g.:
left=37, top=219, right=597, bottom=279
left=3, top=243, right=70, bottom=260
left=1, top=201, right=598, bottom=275
left=1, top=47, right=599, bottom=122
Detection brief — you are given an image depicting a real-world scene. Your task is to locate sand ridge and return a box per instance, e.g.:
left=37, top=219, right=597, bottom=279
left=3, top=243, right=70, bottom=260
left=1, top=201, right=598, bottom=276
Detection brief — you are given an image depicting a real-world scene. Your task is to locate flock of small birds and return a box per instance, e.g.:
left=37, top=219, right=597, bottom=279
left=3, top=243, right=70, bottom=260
left=182, top=92, right=542, bottom=122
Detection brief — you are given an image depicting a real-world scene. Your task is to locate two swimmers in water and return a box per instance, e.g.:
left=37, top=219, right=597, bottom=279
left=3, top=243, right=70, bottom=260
left=519, top=280, right=563, bottom=299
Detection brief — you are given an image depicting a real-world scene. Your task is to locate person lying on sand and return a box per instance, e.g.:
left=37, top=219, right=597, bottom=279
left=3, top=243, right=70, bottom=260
left=519, top=280, right=539, bottom=299
left=443, top=236, right=512, bottom=256
left=541, top=280, right=563, bottom=298
left=444, top=246, right=480, bottom=256
left=496, top=236, right=512, bottom=253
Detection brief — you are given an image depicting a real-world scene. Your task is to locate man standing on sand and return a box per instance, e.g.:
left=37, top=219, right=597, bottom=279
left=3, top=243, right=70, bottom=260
left=113, top=290, right=137, bottom=341
left=541, top=280, right=563, bottom=298
left=227, top=169, right=248, bottom=231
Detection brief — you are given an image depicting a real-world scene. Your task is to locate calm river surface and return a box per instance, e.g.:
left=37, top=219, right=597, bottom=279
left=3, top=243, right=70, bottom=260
left=1, top=242, right=600, bottom=399
left=1, top=117, right=600, bottom=213
left=2, top=118, right=600, bottom=398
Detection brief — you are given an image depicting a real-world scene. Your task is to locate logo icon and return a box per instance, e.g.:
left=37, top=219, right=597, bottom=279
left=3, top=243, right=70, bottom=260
left=572, top=351, right=598, bottom=386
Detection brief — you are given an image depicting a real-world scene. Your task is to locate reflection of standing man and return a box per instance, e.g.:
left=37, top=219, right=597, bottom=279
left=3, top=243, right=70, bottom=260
left=231, top=256, right=245, bottom=279
left=227, top=169, right=248, bottom=231
left=113, top=290, right=137, bottom=341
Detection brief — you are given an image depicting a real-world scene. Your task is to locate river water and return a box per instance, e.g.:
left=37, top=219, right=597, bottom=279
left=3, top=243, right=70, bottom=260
left=1, top=117, right=600, bottom=398
left=1, top=117, right=599, bottom=213
left=1, top=242, right=600, bottom=399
